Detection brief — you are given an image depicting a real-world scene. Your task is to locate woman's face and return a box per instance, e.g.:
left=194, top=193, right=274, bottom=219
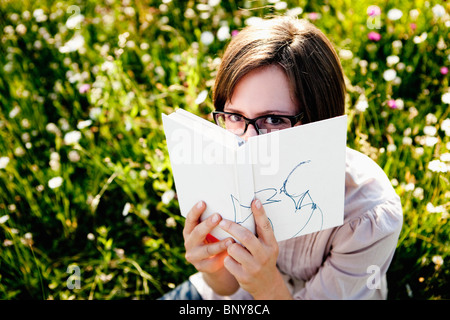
left=224, top=64, right=300, bottom=141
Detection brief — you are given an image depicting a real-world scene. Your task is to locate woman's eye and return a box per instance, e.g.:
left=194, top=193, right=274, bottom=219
left=228, top=114, right=243, bottom=122
left=265, top=116, right=283, bottom=125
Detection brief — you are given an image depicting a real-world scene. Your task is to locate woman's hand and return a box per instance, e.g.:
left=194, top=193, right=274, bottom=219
left=183, top=201, right=233, bottom=273
left=219, top=199, right=293, bottom=300
left=183, top=201, right=240, bottom=296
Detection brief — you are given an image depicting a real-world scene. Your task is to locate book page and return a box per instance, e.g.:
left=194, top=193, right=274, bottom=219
left=249, top=115, right=347, bottom=241
left=162, top=111, right=249, bottom=240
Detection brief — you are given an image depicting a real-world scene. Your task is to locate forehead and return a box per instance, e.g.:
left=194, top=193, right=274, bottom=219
left=225, top=64, right=299, bottom=117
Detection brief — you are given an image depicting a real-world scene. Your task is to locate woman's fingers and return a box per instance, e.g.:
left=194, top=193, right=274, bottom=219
left=218, top=199, right=275, bottom=248
left=184, top=201, right=223, bottom=245
left=183, top=201, right=206, bottom=239
left=219, top=219, right=257, bottom=248
left=183, top=198, right=277, bottom=277
left=183, top=201, right=228, bottom=254
left=251, top=199, right=276, bottom=244
left=187, top=237, right=234, bottom=263
left=218, top=199, right=278, bottom=264
left=182, top=201, right=236, bottom=274
left=188, top=213, right=222, bottom=245
left=218, top=218, right=264, bottom=260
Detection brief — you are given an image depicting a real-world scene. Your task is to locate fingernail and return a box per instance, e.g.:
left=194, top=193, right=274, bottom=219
left=219, top=220, right=227, bottom=228
left=225, top=239, right=233, bottom=247
left=211, top=214, right=219, bottom=224
left=254, top=199, right=261, bottom=209
left=197, top=201, right=204, bottom=209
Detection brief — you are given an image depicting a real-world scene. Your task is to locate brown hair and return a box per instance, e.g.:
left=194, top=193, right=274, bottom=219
left=213, top=16, right=346, bottom=123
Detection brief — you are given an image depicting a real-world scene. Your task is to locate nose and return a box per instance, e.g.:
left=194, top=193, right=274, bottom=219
left=241, top=123, right=259, bottom=141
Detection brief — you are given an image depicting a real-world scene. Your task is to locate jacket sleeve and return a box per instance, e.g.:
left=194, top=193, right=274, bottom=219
left=293, top=197, right=403, bottom=300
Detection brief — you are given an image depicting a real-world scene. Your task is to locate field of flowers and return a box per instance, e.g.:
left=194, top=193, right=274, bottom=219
left=0, top=0, right=448, bottom=300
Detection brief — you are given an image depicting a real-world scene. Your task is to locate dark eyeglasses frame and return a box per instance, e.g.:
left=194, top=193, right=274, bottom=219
left=212, top=111, right=304, bottom=136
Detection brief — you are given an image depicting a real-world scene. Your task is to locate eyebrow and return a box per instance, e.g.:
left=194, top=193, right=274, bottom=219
left=223, top=107, right=293, bottom=117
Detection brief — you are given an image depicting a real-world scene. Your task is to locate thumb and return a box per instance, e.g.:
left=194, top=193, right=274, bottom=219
left=252, top=199, right=275, bottom=242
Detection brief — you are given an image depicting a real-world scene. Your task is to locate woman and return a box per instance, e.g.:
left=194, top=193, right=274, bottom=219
left=162, top=16, right=403, bottom=300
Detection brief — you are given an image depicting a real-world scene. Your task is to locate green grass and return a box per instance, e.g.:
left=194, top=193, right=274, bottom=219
left=0, top=0, right=448, bottom=299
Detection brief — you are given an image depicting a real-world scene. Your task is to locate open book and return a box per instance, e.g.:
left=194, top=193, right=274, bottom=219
left=162, top=109, right=347, bottom=242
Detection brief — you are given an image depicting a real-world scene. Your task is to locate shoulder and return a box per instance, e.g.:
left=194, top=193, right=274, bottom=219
left=345, top=147, right=392, bottom=193
left=300, top=148, right=403, bottom=249
left=330, top=148, right=404, bottom=250
left=344, top=147, right=401, bottom=219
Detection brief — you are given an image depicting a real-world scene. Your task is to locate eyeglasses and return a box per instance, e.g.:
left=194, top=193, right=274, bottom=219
left=212, top=111, right=304, bottom=136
